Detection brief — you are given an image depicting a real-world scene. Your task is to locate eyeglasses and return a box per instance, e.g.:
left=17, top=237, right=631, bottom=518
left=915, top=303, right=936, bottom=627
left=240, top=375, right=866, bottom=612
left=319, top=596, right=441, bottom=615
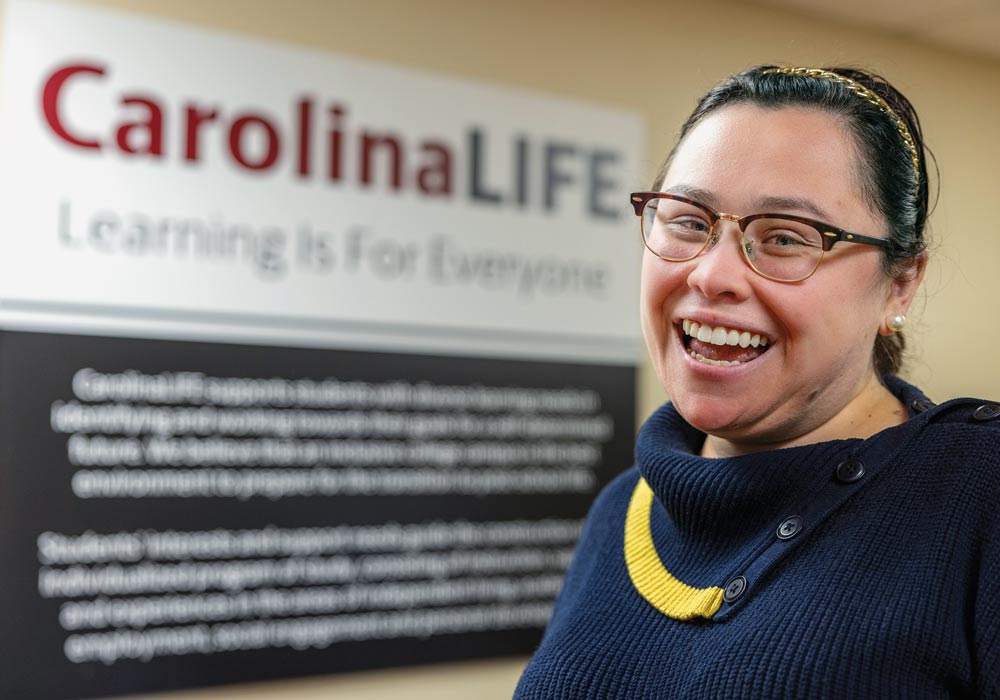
left=629, top=192, right=888, bottom=283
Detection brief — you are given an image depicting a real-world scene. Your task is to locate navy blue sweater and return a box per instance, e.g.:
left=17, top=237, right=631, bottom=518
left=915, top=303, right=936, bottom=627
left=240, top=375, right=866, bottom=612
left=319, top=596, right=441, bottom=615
left=516, top=378, right=1000, bottom=699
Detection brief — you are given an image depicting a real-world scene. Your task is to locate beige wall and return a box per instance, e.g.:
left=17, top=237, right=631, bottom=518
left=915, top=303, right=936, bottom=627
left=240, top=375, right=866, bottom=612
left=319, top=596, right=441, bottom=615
left=8, top=0, right=999, bottom=698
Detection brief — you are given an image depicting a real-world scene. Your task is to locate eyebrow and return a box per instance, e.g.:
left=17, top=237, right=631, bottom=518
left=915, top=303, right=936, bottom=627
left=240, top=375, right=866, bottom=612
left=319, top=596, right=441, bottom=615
left=663, top=185, right=833, bottom=221
left=662, top=185, right=720, bottom=209
left=753, top=195, right=832, bottom=221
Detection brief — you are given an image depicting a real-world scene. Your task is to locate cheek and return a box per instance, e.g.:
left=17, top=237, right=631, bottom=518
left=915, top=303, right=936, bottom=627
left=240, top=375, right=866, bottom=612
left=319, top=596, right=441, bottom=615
left=775, top=278, right=885, bottom=361
left=641, top=251, right=691, bottom=300
left=639, top=255, right=683, bottom=336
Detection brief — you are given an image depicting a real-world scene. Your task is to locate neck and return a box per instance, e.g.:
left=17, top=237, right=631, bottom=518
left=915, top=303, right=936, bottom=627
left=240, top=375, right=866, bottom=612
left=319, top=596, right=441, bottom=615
left=701, top=373, right=909, bottom=459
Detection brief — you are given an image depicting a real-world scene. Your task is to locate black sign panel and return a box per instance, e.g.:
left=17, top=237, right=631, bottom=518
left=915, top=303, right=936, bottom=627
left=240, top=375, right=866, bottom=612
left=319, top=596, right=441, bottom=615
left=0, top=331, right=634, bottom=699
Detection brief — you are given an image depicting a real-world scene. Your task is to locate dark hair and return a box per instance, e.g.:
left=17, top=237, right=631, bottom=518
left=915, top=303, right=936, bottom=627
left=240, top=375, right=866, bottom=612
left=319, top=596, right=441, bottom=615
left=653, top=65, right=931, bottom=376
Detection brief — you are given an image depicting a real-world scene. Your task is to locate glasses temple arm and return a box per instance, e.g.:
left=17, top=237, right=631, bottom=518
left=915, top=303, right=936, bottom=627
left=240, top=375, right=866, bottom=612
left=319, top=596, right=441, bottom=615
left=824, top=230, right=889, bottom=249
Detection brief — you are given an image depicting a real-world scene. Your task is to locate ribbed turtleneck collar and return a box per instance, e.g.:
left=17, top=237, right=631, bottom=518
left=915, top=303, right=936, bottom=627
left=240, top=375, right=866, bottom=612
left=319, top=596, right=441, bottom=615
left=635, top=403, right=855, bottom=539
left=633, top=376, right=928, bottom=582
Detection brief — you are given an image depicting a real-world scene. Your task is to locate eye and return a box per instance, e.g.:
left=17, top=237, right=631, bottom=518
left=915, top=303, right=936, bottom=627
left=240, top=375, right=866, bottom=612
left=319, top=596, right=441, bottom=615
left=770, top=233, right=805, bottom=246
left=641, top=198, right=714, bottom=252
left=666, top=216, right=711, bottom=233
left=753, top=223, right=821, bottom=252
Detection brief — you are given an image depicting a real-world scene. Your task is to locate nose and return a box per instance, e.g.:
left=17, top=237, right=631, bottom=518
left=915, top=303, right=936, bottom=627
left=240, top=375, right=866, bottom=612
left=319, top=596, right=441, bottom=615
left=685, top=219, right=755, bottom=300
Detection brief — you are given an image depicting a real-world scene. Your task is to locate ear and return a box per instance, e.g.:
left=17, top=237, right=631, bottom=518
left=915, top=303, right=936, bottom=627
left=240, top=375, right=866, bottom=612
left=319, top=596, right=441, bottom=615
left=878, top=251, right=928, bottom=336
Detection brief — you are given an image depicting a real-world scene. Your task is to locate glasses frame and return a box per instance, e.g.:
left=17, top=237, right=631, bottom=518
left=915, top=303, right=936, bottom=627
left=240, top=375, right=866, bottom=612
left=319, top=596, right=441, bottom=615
left=629, top=191, right=888, bottom=283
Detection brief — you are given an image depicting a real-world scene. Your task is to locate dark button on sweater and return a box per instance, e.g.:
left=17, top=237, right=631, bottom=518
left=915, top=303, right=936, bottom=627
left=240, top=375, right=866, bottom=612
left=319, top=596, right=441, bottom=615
left=723, top=576, right=747, bottom=603
left=973, top=403, right=1000, bottom=421
left=834, top=458, right=865, bottom=483
left=777, top=516, right=803, bottom=540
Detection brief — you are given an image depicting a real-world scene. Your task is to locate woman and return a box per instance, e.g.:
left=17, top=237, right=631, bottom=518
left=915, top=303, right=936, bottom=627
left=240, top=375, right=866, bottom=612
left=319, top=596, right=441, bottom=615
left=515, top=66, right=1000, bottom=699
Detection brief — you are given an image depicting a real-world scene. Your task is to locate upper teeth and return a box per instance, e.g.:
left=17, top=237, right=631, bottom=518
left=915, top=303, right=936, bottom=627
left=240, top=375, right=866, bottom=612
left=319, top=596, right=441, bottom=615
left=682, top=319, right=769, bottom=348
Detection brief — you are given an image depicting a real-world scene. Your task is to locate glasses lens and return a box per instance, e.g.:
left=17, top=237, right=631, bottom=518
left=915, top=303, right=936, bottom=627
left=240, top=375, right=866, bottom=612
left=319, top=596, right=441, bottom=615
left=641, top=197, right=713, bottom=261
left=743, top=217, right=824, bottom=281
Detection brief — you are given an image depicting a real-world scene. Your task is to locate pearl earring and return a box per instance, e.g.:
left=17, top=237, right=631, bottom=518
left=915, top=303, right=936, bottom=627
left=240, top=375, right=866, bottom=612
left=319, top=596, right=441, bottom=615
left=887, top=313, right=907, bottom=333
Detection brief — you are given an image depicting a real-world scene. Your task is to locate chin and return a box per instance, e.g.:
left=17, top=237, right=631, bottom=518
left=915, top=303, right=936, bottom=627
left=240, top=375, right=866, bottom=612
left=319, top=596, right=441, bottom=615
left=670, top=391, right=753, bottom=437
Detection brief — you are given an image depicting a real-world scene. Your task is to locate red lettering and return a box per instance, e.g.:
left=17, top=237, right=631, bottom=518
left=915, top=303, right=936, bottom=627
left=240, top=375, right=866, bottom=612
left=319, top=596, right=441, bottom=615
left=416, top=141, right=452, bottom=196
left=184, top=105, right=219, bottom=162
left=327, top=105, right=346, bottom=181
left=360, top=132, right=403, bottom=190
left=34, top=66, right=536, bottom=204
left=229, top=114, right=280, bottom=171
left=42, top=62, right=105, bottom=150
left=115, top=96, right=163, bottom=156
left=296, top=97, right=312, bottom=177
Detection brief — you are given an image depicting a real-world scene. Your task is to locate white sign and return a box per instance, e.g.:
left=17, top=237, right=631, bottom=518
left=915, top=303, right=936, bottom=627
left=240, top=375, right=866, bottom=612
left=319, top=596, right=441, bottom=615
left=0, top=0, right=644, bottom=362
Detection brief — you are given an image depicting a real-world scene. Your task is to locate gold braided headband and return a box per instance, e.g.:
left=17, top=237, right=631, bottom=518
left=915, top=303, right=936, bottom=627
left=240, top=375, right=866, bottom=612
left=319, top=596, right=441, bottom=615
left=761, top=67, right=921, bottom=187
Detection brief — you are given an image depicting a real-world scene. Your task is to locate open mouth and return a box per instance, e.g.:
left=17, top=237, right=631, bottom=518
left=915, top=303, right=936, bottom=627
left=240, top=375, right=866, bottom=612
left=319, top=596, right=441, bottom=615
left=680, top=319, right=772, bottom=367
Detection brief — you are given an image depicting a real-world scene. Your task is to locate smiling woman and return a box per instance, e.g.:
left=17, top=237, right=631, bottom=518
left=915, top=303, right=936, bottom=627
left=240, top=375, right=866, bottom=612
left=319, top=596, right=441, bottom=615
left=515, top=66, right=1000, bottom=699
left=640, top=101, right=921, bottom=449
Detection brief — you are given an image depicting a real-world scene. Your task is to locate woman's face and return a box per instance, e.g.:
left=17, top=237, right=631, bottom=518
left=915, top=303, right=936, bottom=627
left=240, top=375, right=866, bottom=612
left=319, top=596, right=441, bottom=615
left=642, top=104, right=906, bottom=446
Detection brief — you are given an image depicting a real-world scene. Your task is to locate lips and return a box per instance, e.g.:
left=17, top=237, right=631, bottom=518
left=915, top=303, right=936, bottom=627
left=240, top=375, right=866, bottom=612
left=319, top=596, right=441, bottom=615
left=680, top=319, right=772, bottom=367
